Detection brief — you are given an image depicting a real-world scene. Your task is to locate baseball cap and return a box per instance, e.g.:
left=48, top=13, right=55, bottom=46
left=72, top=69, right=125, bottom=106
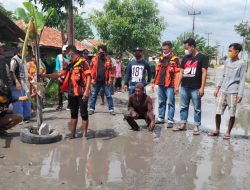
left=62, top=45, right=68, bottom=51
left=83, top=49, right=89, bottom=54
left=66, top=45, right=77, bottom=53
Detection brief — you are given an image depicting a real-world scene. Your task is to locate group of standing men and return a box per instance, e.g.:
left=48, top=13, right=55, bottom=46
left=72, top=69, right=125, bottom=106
left=124, top=38, right=208, bottom=135
left=0, top=37, right=247, bottom=140
left=124, top=38, right=247, bottom=140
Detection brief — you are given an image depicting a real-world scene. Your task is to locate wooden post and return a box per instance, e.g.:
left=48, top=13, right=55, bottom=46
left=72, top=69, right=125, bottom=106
left=67, top=0, right=74, bottom=45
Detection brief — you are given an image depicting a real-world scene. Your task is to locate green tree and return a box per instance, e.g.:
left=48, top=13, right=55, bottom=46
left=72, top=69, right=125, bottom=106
left=74, top=14, right=94, bottom=41
left=32, top=0, right=85, bottom=44
left=234, top=22, right=250, bottom=53
left=172, top=32, right=217, bottom=61
left=91, top=0, right=166, bottom=56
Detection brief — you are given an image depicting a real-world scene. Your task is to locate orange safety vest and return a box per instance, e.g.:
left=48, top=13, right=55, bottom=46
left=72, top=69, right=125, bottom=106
left=154, top=54, right=180, bottom=89
left=91, top=55, right=114, bottom=84
left=60, top=58, right=91, bottom=96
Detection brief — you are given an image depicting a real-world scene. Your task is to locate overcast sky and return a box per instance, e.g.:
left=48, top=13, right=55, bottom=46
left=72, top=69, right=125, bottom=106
left=1, top=0, right=249, bottom=54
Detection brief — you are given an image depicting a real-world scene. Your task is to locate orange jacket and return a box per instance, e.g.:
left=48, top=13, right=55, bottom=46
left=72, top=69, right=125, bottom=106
left=60, top=58, right=91, bottom=96
left=154, top=53, right=180, bottom=89
left=91, top=55, right=114, bottom=84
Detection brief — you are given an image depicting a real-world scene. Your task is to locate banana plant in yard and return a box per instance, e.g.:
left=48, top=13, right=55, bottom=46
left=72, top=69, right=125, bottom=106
left=15, top=1, right=55, bottom=128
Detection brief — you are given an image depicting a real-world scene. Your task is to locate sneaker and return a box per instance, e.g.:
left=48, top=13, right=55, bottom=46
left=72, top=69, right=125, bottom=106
left=110, top=111, right=116, bottom=115
left=24, top=120, right=30, bottom=124
left=88, top=110, right=94, bottom=115
left=66, top=105, right=70, bottom=111
left=155, top=119, right=164, bottom=124
left=56, top=105, right=63, bottom=111
left=166, top=123, right=174, bottom=128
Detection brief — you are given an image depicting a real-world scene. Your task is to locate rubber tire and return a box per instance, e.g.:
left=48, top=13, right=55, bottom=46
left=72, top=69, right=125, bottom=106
left=20, top=128, right=62, bottom=144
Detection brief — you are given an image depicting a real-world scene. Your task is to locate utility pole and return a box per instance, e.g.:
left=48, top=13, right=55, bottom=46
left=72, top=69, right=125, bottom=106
left=205, top=32, right=212, bottom=47
left=188, top=10, right=201, bottom=37
left=215, top=41, right=220, bottom=65
left=221, top=46, right=224, bottom=60
left=67, top=0, right=74, bottom=45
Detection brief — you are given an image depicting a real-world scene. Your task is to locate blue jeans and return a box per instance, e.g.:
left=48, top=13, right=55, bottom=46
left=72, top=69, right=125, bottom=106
left=90, top=83, right=114, bottom=111
left=128, top=85, right=136, bottom=95
left=180, top=87, right=201, bottom=126
left=11, top=86, right=31, bottom=120
left=158, top=85, right=175, bottom=123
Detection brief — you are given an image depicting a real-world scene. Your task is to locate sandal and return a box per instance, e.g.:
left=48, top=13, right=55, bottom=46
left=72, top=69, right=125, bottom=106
left=208, top=131, right=220, bottom=136
left=193, top=126, right=200, bottom=135
left=193, top=130, right=200, bottom=135
left=223, top=135, right=231, bottom=140
left=173, top=125, right=187, bottom=132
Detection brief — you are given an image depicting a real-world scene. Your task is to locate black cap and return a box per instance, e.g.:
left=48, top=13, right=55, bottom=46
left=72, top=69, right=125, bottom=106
left=83, top=49, right=89, bottom=54
left=183, top=38, right=196, bottom=47
left=66, top=45, right=77, bottom=53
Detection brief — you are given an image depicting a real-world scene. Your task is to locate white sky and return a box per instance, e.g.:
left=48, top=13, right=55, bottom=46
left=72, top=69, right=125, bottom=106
left=1, top=0, right=250, bottom=55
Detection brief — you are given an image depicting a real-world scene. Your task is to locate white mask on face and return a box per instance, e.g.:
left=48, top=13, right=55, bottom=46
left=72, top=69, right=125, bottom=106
left=163, top=52, right=171, bottom=57
left=184, top=49, right=190, bottom=55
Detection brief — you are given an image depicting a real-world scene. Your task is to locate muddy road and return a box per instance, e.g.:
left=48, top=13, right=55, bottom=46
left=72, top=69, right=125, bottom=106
left=0, top=67, right=250, bottom=190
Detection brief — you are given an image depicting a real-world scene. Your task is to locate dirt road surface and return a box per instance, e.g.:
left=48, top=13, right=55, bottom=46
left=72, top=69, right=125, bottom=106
left=0, top=67, right=250, bottom=190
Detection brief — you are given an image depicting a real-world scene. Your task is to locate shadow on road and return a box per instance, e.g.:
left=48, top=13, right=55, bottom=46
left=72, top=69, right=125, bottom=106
left=87, top=129, right=118, bottom=140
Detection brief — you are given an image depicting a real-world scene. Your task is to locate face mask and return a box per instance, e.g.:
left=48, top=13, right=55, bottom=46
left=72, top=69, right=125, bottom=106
left=66, top=54, right=71, bottom=61
left=228, top=51, right=238, bottom=59
left=99, top=52, right=105, bottom=60
left=184, top=49, right=190, bottom=55
left=163, top=52, right=171, bottom=57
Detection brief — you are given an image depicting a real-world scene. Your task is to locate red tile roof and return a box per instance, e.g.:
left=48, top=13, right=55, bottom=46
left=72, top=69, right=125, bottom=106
left=16, top=20, right=90, bottom=51
left=85, top=38, right=104, bottom=46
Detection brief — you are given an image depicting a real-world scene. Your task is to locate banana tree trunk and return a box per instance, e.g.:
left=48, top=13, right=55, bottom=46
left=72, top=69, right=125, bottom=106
left=34, top=35, right=43, bottom=127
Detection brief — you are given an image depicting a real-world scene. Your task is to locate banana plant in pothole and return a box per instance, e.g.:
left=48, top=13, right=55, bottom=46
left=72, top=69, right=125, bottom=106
left=15, top=1, right=62, bottom=144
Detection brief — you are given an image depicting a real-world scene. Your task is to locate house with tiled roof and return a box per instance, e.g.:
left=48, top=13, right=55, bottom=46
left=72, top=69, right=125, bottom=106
left=82, top=38, right=104, bottom=48
left=16, top=20, right=90, bottom=60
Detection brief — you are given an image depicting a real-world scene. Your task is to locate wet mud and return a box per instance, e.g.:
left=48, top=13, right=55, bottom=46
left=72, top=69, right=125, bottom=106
left=0, top=67, right=250, bottom=190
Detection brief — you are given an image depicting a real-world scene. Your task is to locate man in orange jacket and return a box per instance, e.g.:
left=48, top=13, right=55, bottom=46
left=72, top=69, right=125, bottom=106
left=41, top=45, right=91, bottom=139
left=152, top=41, right=180, bottom=128
left=89, top=45, right=115, bottom=115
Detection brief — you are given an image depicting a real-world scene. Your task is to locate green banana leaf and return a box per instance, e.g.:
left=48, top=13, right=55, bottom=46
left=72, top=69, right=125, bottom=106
left=23, top=1, right=33, bottom=15
left=15, top=8, right=29, bottom=23
left=34, top=11, right=45, bottom=30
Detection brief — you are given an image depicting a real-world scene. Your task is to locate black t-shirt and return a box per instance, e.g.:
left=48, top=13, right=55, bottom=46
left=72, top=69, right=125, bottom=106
left=97, top=58, right=105, bottom=83
left=181, top=53, right=208, bottom=89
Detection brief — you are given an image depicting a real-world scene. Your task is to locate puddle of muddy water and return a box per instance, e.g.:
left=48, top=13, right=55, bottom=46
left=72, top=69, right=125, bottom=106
left=27, top=129, right=155, bottom=188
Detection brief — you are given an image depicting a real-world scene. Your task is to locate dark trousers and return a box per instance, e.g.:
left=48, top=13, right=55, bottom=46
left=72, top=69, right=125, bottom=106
left=58, top=81, right=63, bottom=106
left=124, top=110, right=154, bottom=130
left=68, top=95, right=88, bottom=120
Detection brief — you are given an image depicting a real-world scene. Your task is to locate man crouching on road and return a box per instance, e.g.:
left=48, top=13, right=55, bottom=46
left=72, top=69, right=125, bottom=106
left=124, top=83, right=155, bottom=131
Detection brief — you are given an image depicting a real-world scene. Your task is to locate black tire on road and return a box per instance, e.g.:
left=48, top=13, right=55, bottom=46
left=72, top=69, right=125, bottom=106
left=20, top=128, right=62, bottom=144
